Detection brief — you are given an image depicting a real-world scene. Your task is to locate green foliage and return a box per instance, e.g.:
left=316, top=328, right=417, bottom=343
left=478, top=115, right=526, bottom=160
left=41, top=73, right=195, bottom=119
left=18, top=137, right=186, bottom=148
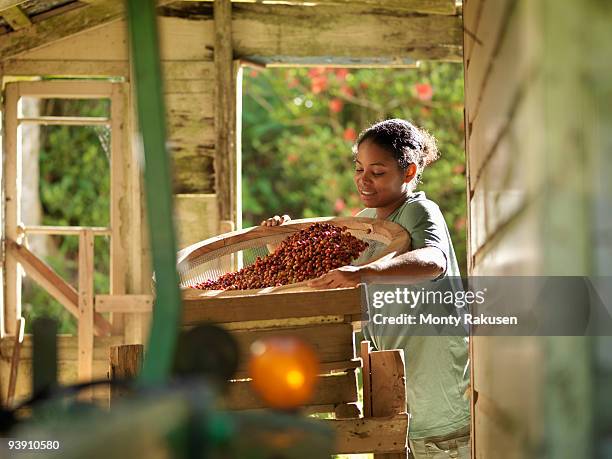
left=242, top=63, right=468, bottom=273
left=22, top=99, right=111, bottom=333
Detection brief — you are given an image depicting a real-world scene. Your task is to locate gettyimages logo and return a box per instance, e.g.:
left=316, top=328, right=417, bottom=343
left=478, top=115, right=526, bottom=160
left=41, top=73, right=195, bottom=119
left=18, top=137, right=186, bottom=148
left=361, top=277, right=612, bottom=336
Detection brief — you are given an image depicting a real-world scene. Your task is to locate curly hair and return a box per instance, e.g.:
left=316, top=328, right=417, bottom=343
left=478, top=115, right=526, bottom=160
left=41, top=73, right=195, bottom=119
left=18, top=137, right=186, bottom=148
left=352, top=119, right=439, bottom=184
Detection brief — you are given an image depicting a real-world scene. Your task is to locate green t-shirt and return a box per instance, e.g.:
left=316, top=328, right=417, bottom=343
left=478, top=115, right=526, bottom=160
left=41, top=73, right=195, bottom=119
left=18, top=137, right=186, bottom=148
left=358, top=191, right=471, bottom=439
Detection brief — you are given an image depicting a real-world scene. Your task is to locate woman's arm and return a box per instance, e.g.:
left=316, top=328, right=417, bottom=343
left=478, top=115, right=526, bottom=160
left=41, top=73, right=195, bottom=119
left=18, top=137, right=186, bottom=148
left=307, top=246, right=445, bottom=289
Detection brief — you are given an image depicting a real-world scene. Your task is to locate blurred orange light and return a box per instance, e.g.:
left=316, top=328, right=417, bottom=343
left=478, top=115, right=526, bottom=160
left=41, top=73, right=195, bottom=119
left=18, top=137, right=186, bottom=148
left=249, top=336, right=319, bottom=410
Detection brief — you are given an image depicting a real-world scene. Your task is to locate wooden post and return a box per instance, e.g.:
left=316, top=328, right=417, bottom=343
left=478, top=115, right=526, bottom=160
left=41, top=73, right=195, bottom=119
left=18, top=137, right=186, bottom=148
left=78, top=229, right=95, bottom=383
left=371, top=349, right=407, bottom=458
left=109, top=344, right=143, bottom=404
left=360, top=341, right=372, bottom=417
left=110, top=81, right=127, bottom=336
left=4, top=83, right=21, bottom=336
left=214, top=0, right=237, bottom=229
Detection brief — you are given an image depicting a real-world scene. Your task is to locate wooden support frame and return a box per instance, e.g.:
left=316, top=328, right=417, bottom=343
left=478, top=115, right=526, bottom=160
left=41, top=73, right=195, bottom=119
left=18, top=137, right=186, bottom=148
left=6, top=240, right=112, bottom=336
left=214, top=0, right=238, bottom=230
left=184, top=0, right=457, bottom=15
left=78, top=229, right=95, bottom=381
left=2, top=79, right=133, bottom=342
left=3, top=82, right=20, bottom=336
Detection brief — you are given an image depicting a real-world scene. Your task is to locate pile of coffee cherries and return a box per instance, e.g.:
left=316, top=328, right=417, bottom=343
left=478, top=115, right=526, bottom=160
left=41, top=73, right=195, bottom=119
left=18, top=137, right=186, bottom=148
left=192, top=222, right=368, bottom=291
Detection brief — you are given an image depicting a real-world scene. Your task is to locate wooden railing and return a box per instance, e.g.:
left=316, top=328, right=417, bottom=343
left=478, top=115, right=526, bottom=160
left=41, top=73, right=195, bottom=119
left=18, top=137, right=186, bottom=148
left=6, top=226, right=153, bottom=382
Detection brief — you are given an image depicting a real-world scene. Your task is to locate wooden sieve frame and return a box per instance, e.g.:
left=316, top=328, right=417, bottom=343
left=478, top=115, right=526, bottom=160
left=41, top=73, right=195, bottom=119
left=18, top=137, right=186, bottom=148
left=177, top=216, right=411, bottom=295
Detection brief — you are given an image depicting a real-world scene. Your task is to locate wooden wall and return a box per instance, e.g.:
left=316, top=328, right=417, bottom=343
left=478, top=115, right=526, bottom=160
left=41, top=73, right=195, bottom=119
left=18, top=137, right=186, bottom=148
left=464, top=0, right=612, bottom=457
left=0, top=17, right=220, bottom=251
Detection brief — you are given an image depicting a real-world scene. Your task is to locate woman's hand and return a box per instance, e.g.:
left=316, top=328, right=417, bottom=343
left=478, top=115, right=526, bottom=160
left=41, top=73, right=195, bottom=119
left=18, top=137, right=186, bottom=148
left=260, top=215, right=291, bottom=226
left=307, top=265, right=366, bottom=289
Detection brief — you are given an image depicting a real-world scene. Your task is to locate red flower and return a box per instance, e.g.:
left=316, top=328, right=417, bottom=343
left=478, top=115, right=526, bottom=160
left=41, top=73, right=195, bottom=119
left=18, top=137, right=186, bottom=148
left=329, top=98, right=344, bottom=113
left=343, top=127, right=357, bottom=142
left=414, top=83, right=433, bottom=101
left=287, top=153, right=299, bottom=164
left=308, top=68, right=325, bottom=78
left=250, top=69, right=259, bottom=78
left=453, top=164, right=466, bottom=175
left=287, top=77, right=299, bottom=88
left=311, top=76, right=328, bottom=94
left=334, top=198, right=346, bottom=212
left=335, top=68, right=350, bottom=81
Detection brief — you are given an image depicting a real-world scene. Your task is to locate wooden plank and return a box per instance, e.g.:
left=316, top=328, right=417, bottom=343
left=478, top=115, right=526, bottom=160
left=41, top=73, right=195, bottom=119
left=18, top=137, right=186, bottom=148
left=468, top=2, right=540, bottom=183
left=0, top=335, right=124, bottom=361
left=159, top=16, right=214, bottom=60
left=0, top=59, right=129, bottom=77
left=182, top=286, right=363, bottom=325
left=2, top=5, right=31, bottom=31
left=172, top=152, right=215, bottom=194
left=230, top=323, right=354, bottom=375
left=465, top=0, right=515, bottom=123
left=163, top=60, right=214, bottom=80
left=6, top=240, right=113, bottom=336
left=21, top=225, right=111, bottom=236
left=164, top=79, right=213, bottom=94
left=214, top=0, right=235, bottom=225
left=328, top=414, right=409, bottom=454
left=95, top=295, right=153, bottom=313
left=109, top=83, right=128, bottom=337
left=231, top=4, right=463, bottom=62
left=370, top=350, right=406, bottom=417
left=16, top=79, right=113, bottom=98
left=0, top=59, right=212, bottom=79
left=18, top=19, right=129, bottom=61
left=3, top=83, right=20, bottom=336
left=78, top=229, right=95, bottom=381
left=174, top=194, right=219, bottom=249
left=181, top=0, right=457, bottom=15
left=360, top=340, right=372, bottom=417
left=225, top=370, right=358, bottom=410
left=463, top=0, right=484, bottom=63
left=18, top=116, right=109, bottom=126
left=109, top=344, right=143, bottom=403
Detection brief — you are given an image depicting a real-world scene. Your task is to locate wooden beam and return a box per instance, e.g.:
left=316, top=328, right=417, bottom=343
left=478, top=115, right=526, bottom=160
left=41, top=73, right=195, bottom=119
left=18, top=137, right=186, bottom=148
left=327, top=415, right=409, bottom=455
left=3, top=83, right=20, bottom=336
left=214, top=0, right=236, bottom=226
left=181, top=286, right=363, bottom=325
left=231, top=3, right=463, bottom=62
left=2, top=5, right=31, bottom=31
left=176, top=0, right=457, bottom=15
left=361, top=341, right=373, bottom=417
left=78, top=229, right=95, bottom=382
left=95, top=295, right=154, bottom=313
left=0, top=0, right=175, bottom=60
left=6, top=240, right=113, bottom=336
left=226, top=370, right=358, bottom=410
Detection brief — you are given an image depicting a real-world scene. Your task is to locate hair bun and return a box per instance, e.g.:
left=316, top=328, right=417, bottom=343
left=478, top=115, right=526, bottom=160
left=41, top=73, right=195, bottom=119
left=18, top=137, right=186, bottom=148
left=417, top=127, right=439, bottom=167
